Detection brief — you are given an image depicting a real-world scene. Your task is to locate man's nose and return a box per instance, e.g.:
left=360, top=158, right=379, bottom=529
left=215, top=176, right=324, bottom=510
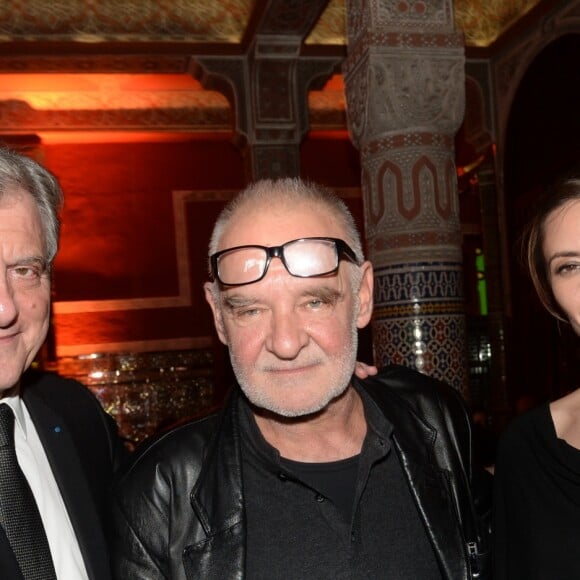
left=266, top=306, right=308, bottom=359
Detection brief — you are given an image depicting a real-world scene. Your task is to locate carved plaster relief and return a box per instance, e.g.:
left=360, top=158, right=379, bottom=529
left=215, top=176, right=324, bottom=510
left=367, top=54, right=465, bottom=134
left=346, top=0, right=454, bottom=48
left=360, top=133, right=459, bottom=228
left=0, top=1, right=254, bottom=42
left=372, top=0, right=452, bottom=30
left=344, top=36, right=465, bottom=145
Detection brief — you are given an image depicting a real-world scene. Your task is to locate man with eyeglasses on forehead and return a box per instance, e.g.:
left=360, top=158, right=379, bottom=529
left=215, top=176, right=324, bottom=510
left=111, top=178, right=490, bottom=579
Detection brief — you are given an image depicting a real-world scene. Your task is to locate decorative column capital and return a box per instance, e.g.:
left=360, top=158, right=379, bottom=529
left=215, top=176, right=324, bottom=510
left=344, top=37, right=464, bottom=148
left=343, top=0, right=465, bottom=148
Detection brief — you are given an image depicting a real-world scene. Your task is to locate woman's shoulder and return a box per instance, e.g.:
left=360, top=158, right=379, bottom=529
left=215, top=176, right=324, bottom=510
left=492, top=404, right=558, bottom=482
left=497, top=403, right=552, bottom=453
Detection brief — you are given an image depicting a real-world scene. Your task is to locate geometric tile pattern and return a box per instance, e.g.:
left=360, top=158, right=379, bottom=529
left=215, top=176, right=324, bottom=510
left=373, top=264, right=468, bottom=394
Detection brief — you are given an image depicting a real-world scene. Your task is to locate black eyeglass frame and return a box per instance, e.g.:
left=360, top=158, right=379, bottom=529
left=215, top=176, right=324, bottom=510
left=210, top=236, right=361, bottom=287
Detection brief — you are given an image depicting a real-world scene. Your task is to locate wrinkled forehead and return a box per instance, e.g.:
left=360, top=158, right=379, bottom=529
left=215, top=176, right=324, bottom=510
left=0, top=186, right=42, bottom=226
left=218, top=198, right=347, bottom=251
left=0, top=187, right=46, bottom=252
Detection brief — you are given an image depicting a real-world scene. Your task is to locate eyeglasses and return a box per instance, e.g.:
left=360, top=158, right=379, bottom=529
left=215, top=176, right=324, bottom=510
left=210, top=237, right=360, bottom=287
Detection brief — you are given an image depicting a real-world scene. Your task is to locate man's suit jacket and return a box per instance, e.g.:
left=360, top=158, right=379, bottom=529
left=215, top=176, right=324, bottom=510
left=0, top=369, right=126, bottom=580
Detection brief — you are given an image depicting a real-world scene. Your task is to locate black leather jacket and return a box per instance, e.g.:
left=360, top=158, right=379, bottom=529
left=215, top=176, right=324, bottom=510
left=111, top=365, right=490, bottom=579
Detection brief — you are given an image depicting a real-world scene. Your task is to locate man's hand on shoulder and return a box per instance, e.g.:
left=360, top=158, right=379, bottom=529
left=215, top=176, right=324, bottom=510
left=354, top=361, right=378, bottom=379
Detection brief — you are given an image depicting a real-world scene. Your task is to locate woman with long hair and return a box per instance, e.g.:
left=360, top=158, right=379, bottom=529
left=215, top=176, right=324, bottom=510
left=493, top=174, right=580, bottom=579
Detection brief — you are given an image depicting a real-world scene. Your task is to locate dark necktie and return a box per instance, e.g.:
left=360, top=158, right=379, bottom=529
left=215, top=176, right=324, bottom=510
left=0, top=403, right=57, bottom=580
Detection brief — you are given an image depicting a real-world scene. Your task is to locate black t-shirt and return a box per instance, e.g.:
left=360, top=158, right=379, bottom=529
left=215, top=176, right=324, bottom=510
left=240, top=387, right=442, bottom=579
left=280, top=454, right=360, bottom=523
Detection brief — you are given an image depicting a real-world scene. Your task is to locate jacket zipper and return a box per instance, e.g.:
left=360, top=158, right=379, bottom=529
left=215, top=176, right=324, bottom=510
left=467, top=541, right=481, bottom=578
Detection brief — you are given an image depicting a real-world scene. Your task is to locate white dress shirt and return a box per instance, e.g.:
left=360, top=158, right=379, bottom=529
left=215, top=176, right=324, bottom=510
left=2, top=394, right=89, bottom=580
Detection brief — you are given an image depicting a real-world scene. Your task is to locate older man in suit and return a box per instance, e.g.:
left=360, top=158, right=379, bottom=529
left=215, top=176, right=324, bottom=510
left=0, top=147, right=125, bottom=580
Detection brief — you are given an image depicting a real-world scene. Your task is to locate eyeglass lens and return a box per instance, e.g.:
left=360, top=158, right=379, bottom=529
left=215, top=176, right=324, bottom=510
left=220, top=246, right=267, bottom=285
left=217, top=238, right=341, bottom=285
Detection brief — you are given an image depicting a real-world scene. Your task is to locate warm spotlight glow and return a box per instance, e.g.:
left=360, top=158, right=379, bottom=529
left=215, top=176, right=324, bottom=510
left=37, top=131, right=232, bottom=145
left=0, top=73, right=225, bottom=111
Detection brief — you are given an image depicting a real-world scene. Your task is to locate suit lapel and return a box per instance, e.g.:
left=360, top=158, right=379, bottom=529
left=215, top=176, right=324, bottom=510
left=0, top=525, right=25, bottom=580
left=22, top=388, right=111, bottom=580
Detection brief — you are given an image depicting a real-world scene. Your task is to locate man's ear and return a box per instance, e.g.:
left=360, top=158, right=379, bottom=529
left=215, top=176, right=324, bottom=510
left=356, top=261, right=374, bottom=329
left=204, top=282, right=228, bottom=345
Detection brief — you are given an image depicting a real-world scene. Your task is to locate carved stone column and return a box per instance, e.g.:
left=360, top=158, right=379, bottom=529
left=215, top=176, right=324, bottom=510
left=193, top=0, right=340, bottom=180
left=343, top=0, right=468, bottom=392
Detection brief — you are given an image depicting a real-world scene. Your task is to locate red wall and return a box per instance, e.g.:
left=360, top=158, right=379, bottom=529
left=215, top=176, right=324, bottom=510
left=45, top=136, right=245, bottom=353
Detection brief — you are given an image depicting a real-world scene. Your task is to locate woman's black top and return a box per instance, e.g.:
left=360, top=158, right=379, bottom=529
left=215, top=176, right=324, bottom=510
left=493, top=403, right=580, bottom=579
